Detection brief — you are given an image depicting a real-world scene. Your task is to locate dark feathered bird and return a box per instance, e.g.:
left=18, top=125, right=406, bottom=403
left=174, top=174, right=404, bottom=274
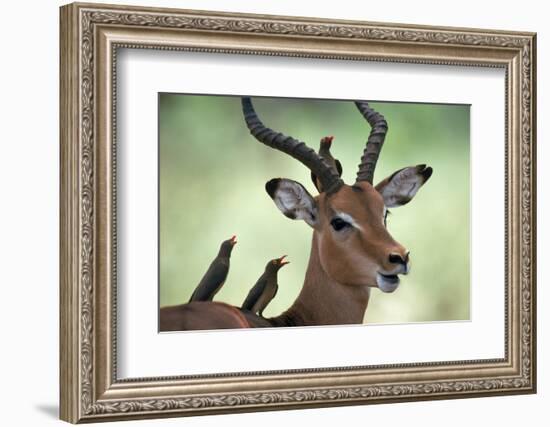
left=241, top=255, right=289, bottom=317
left=311, top=136, right=343, bottom=192
left=188, top=235, right=237, bottom=302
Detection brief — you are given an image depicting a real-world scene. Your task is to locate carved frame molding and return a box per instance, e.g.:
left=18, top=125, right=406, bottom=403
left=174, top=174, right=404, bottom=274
left=60, top=2, right=536, bottom=423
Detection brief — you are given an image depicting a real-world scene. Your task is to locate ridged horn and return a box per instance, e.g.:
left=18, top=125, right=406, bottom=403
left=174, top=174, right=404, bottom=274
left=242, top=97, right=344, bottom=194
left=355, top=101, right=388, bottom=184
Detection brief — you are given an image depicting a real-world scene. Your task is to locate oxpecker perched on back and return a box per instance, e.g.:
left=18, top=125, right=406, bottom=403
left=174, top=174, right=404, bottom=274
left=241, top=255, right=289, bottom=317
left=189, top=235, right=237, bottom=302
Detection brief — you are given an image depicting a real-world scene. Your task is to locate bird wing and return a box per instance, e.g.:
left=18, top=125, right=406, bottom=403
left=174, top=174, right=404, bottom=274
left=258, top=282, right=279, bottom=317
left=188, top=288, right=198, bottom=302
left=272, top=283, right=279, bottom=301
left=335, top=159, right=343, bottom=177
left=241, top=279, right=267, bottom=311
left=190, top=259, right=230, bottom=302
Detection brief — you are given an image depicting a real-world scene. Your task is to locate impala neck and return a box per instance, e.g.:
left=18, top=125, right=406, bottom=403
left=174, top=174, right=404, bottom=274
left=269, top=232, right=370, bottom=327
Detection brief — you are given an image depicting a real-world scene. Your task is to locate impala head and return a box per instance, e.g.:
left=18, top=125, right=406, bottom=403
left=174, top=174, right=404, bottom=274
left=242, top=98, right=432, bottom=293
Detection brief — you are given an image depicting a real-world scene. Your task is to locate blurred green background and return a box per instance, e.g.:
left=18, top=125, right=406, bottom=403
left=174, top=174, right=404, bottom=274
left=159, top=94, right=470, bottom=324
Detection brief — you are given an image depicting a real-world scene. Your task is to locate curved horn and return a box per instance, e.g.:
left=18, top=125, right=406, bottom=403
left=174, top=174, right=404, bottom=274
left=355, top=101, right=388, bottom=184
left=242, top=97, right=344, bottom=194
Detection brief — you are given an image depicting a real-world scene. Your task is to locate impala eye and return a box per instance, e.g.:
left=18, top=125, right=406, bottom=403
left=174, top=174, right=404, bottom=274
left=330, top=217, right=351, bottom=231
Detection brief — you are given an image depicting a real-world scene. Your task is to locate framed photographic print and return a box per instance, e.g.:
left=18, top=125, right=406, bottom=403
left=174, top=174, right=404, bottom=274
left=59, top=2, right=537, bottom=423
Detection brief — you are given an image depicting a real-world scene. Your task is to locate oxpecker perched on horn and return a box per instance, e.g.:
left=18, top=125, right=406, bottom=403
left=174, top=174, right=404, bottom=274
left=311, top=136, right=343, bottom=192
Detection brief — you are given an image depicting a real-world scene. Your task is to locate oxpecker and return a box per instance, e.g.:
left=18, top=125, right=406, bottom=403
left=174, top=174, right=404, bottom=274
left=241, top=255, right=289, bottom=317
left=311, top=136, right=343, bottom=192
left=189, top=235, right=237, bottom=302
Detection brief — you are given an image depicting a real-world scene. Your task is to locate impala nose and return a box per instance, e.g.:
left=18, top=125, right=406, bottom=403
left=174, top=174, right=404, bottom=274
left=388, top=251, right=409, bottom=267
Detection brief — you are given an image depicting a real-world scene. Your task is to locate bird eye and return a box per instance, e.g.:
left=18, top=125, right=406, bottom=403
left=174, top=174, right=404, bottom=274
left=330, top=217, right=351, bottom=231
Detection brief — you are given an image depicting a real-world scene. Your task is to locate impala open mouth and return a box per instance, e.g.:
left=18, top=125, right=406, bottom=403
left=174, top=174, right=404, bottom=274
left=376, top=272, right=400, bottom=293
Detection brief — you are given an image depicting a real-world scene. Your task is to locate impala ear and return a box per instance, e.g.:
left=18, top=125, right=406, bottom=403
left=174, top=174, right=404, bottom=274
left=265, top=178, right=319, bottom=227
left=375, top=164, right=433, bottom=208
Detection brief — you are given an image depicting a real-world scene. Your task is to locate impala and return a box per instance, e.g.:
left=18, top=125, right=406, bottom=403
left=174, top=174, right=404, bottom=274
left=159, top=98, right=432, bottom=331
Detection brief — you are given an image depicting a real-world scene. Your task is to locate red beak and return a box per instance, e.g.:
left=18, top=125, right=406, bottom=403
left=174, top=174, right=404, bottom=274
left=277, top=255, right=290, bottom=266
left=322, top=135, right=334, bottom=147
left=229, top=235, right=237, bottom=245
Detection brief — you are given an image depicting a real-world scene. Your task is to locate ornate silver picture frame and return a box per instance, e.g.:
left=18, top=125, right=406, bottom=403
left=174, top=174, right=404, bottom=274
left=60, top=2, right=536, bottom=423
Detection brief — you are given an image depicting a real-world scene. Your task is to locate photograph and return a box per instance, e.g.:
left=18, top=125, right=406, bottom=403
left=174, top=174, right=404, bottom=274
left=158, top=95, right=470, bottom=331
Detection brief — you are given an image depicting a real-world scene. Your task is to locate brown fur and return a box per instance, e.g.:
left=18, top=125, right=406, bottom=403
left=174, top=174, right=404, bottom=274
left=269, top=232, right=371, bottom=326
left=159, top=301, right=249, bottom=331
left=317, top=183, right=408, bottom=288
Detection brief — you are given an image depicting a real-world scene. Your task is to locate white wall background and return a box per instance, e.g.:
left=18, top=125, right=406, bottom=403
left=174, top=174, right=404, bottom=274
left=0, top=0, right=545, bottom=425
